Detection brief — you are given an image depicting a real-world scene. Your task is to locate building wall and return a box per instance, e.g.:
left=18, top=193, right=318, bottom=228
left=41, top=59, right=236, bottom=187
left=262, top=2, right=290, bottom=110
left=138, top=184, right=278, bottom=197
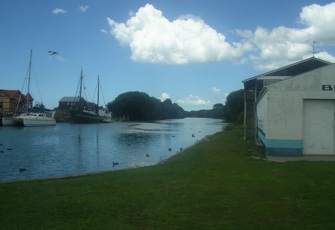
left=256, top=92, right=267, bottom=134
left=257, top=64, right=335, bottom=156
left=303, top=99, right=335, bottom=155
left=0, top=97, right=11, bottom=112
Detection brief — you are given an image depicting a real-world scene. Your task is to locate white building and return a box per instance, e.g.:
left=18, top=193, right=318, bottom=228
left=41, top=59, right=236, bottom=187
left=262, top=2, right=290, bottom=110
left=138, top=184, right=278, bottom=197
left=243, top=57, right=335, bottom=156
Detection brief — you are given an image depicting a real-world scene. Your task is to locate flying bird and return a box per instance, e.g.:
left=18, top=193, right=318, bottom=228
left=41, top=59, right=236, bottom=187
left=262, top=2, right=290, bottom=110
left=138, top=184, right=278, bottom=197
left=48, top=51, right=59, bottom=55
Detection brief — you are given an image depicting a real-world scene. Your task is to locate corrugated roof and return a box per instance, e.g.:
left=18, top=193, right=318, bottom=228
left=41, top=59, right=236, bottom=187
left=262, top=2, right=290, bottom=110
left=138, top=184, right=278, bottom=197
left=59, top=96, right=81, bottom=102
left=242, top=57, right=331, bottom=90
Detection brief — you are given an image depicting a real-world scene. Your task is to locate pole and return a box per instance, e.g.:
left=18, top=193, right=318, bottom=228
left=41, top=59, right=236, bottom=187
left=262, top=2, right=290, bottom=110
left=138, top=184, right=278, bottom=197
left=27, top=49, right=32, bottom=111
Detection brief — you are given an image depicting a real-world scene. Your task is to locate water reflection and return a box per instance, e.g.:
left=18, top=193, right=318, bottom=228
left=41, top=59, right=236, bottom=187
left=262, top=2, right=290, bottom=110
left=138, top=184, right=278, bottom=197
left=0, top=118, right=226, bottom=182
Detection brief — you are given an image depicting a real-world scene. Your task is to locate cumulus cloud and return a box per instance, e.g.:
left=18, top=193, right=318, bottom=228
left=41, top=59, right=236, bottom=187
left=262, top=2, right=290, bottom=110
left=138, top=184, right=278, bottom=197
left=106, top=3, right=335, bottom=70
left=107, top=4, right=250, bottom=64
left=177, top=95, right=211, bottom=106
left=78, top=5, right=89, bottom=13
left=241, top=2, right=335, bottom=70
left=52, top=8, right=67, bottom=15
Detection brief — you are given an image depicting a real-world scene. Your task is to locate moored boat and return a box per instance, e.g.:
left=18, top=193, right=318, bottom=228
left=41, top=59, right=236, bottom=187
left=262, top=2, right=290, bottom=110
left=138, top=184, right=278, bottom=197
left=13, top=112, right=56, bottom=126
left=70, top=70, right=112, bottom=123
left=70, top=110, right=105, bottom=123
left=1, top=116, right=15, bottom=126
left=12, top=49, right=56, bottom=127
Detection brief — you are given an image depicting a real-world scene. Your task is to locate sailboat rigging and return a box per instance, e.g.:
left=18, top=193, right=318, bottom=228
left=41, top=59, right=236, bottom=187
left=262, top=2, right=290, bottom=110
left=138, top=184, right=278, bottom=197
left=70, top=69, right=112, bottom=123
left=12, top=49, right=56, bottom=126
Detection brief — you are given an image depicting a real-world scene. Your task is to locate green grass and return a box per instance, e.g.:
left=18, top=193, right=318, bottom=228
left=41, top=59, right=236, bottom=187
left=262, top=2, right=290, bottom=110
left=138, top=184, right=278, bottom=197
left=1, top=125, right=335, bottom=229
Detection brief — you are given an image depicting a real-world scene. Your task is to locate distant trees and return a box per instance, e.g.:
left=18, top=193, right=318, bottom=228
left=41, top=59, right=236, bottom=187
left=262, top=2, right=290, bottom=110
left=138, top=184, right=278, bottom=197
left=107, top=91, right=185, bottom=121
left=106, top=89, right=245, bottom=123
left=186, top=103, right=224, bottom=119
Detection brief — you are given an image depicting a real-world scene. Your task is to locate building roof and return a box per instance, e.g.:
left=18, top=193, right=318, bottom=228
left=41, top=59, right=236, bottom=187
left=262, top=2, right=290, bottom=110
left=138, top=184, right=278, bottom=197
left=0, top=89, right=33, bottom=101
left=59, top=96, right=82, bottom=102
left=242, top=57, right=332, bottom=90
left=25, top=93, right=34, bottom=101
left=1, top=90, right=21, bottom=98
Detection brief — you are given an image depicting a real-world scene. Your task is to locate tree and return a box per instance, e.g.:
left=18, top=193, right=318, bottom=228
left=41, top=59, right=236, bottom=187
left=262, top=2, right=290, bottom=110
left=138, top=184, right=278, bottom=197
left=107, top=91, right=185, bottom=121
left=223, top=89, right=244, bottom=124
left=185, top=103, right=224, bottom=119
left=212, top=103, right=224, bottom=119
left=32, top=101, right=46, bottom=111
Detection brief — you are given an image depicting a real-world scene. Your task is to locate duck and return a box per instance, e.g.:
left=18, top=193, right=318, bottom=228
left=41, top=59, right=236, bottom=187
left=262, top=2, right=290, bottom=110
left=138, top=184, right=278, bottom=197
left=112, top=162, right=119, bottom=166
left=145, top=153, right=150, bottom=157
left=19, top=168, right=27, bottom=173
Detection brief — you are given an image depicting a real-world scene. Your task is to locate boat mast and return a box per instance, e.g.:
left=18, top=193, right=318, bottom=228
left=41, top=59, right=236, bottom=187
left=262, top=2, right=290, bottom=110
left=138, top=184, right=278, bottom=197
left=27, top=49, right=32, bottom=112
left=79, top=68, right=83, bottom=99
left=97, top=76, right=100, bottom=113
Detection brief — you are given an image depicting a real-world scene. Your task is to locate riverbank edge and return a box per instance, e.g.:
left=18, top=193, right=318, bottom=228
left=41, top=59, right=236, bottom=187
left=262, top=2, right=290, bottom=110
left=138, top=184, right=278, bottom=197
left=2, top=125, right=335, bottom=229
left=0, top=131, right=221, bottom=184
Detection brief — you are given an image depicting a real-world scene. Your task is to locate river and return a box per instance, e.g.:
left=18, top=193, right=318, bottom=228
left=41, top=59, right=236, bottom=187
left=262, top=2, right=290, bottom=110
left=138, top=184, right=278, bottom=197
left=0, top=118, right=226, bottom=182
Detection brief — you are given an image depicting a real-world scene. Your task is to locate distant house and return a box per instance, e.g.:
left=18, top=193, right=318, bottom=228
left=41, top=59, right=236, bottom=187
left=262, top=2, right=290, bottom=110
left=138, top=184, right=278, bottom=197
left=58, top=96, right=97, bottom=111
left=0, top=89, right=33, bottom=114
left=242, top=57, right=335, bottom=156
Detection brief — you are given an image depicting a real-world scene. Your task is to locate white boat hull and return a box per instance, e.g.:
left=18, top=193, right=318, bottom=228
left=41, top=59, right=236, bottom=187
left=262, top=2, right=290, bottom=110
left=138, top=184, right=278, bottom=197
left=13, top=112, right=56, bottom=127
left=1, top=117, right=15, bottom=126
left=23, top=118, right=56, bottom=127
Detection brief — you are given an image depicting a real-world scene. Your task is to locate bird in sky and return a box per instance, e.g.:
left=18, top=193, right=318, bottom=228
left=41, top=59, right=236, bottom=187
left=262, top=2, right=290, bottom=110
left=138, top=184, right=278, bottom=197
left=48, top=51, right=59, bottom=55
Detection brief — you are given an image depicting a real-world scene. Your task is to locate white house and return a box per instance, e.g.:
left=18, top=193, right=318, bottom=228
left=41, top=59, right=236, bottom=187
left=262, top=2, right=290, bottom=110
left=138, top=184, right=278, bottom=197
left=243, top=57, right=335, bottom=156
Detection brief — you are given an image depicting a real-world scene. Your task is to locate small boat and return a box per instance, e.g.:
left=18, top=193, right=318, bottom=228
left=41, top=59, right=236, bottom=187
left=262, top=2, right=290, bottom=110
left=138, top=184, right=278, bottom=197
left=1, top=114, right=16, bottom=126
left=70, top=70, right=112, bottom=123
left=12, top=49, right=56, bottom=127
left=13, top=112, right=56, bottom=127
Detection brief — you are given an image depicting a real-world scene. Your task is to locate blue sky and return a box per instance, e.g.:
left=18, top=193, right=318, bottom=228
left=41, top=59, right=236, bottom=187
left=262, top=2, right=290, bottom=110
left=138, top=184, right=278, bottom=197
left=1, top=0, right=335, bottom=111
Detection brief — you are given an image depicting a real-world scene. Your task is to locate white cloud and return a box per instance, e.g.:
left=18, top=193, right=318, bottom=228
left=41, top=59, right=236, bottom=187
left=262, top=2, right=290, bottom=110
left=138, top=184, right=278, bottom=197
left=78, top=5, right=89, bottom=13
left=177, top=95, right=211, bottom=106
left=106, top=3, right=335, bottom=70
left=243, top=2, right=335, bottom=70
left=107, top=4, right=249, bottom=64
left=52, top=8, right=67, bottom=15
left=159, top=92, right=170, bottom=101
left=210, top=87, right=221, bottom=93
left=101, top=29, right=108, bottom=34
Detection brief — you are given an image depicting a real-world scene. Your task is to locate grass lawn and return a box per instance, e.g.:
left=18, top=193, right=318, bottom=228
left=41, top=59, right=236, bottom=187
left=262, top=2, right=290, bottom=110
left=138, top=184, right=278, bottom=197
left=1, top=125, right=335, bottom=229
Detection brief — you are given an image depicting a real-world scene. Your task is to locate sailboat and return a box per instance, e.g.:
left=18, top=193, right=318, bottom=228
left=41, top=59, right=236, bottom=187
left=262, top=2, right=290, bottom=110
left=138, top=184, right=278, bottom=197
left=12, top=49, right=56, bottom=127
left=70, top=70, right=112, bottom=123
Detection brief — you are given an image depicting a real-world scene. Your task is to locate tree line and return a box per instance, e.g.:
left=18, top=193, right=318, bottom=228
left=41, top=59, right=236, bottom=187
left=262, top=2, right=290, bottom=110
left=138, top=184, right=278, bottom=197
left=106, top=90, right=244, bottom=123
left=107, top=92, right=184, bottom=121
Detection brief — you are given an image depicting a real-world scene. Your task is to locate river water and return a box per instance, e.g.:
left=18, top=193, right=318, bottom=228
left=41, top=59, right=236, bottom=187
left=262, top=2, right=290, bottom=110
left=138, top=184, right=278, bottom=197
left=0, top=118, right=226, bottom=182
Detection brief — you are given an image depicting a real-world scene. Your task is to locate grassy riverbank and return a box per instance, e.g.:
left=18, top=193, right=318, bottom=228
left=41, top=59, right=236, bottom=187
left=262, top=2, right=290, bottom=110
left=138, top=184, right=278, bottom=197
left=1, top=125, right=335, bottom=229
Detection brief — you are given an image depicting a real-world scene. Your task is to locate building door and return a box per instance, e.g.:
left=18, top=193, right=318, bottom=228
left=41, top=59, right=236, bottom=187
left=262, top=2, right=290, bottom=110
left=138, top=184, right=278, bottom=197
left=303, top=100, right=335, bottom=155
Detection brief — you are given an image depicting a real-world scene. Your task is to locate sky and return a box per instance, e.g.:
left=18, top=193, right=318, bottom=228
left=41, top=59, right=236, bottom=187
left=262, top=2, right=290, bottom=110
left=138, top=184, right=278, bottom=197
left=1, top=0, right=335, bottom=111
